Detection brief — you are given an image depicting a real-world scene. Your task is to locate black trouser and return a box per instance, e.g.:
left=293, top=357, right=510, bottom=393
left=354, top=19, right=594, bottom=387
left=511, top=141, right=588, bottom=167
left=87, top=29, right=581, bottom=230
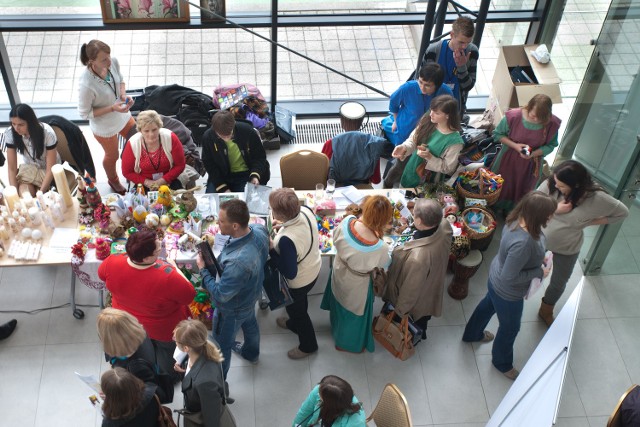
left=415, top=316, right=431, bottom=339
left=285, top=278, right=318, bottom=353
left=383, top=157, right=409, bottom=188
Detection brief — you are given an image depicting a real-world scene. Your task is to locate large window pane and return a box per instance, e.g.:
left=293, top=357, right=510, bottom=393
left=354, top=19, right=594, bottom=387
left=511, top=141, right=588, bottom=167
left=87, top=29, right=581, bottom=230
left=277, top=25, right=417, bottom=100
left=4, top=28, right=272, bottom=105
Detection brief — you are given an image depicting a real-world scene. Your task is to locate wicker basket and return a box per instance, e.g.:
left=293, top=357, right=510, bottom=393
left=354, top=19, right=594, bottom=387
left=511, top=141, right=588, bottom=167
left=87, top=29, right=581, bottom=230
left=456, top=173, right=502, bottom=206
left=461, top=207, right=496, bottom=251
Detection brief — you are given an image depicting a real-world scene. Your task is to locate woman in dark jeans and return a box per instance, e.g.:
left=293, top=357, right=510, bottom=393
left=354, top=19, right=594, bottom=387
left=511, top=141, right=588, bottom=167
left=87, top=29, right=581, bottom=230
left=269, top=188, right=322, bottom=359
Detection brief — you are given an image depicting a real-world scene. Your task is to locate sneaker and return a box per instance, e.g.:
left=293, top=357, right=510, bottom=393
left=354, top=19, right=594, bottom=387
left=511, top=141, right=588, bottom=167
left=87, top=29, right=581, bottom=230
left=231, top=341, right=259, bottom=364
left=0, top=319, right=17, bottom=340
left=276, top=317, right=289, bottom=331
left=503, top=368, right=520, bottom=380
left=287, top=347, right=313, bottom=360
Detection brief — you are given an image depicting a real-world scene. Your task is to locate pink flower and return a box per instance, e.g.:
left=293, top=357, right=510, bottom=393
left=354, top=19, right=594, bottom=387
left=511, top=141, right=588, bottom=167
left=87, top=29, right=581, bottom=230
left=116, top=0, right=131, bottom=18
left=139, top=0, right=153, bottom=16
left=162, top=0, right=175, bottom=14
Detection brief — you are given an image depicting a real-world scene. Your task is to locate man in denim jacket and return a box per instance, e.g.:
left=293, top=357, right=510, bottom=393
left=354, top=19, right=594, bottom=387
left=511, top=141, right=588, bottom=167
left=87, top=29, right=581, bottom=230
left=197, top=199, right=269, bottom=378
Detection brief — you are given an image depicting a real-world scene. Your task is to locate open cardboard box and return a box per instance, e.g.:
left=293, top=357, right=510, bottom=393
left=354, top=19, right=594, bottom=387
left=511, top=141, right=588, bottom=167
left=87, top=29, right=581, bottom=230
left=492, top=44, right=562, bottom=112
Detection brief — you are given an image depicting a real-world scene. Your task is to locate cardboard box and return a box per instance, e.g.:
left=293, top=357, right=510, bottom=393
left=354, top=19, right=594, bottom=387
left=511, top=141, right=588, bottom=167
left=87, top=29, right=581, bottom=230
left=492, top=44, right=562, bottom=112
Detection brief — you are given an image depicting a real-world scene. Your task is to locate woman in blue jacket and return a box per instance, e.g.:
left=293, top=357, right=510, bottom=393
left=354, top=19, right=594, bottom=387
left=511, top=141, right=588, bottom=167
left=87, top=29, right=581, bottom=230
left=293, top=375, right=365, bottom=427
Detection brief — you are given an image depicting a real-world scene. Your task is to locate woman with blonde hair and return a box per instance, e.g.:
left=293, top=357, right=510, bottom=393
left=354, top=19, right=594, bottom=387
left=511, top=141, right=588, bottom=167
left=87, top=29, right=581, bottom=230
left=174, top=319, right=232, bottom=427
left=97, top=308, right=172, bottom=403
left=321, top=195, right=393, bottom=353
left=78, top=39, right=135, bottom=194
left=122, top=110, right=186, bottom=191
left=490, top=93, right=562, bottom=213
left=101, top=367, right=161, bottom=427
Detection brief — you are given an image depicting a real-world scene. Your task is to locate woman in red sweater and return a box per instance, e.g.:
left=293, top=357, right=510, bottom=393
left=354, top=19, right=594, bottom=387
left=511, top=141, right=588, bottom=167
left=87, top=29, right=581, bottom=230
left=98, top=229, right=195, bottom=375
left=121, top=110, right=186, bottom=191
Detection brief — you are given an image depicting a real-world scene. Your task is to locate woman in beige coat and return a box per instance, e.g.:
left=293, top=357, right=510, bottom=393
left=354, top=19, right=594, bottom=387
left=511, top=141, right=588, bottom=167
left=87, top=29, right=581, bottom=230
left=384, top=199, right=452, bottom=339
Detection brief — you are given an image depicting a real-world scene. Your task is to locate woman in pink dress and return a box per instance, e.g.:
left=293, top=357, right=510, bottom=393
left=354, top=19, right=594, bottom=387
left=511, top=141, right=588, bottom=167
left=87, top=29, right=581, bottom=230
left=490, top=94, right=561, bottom=213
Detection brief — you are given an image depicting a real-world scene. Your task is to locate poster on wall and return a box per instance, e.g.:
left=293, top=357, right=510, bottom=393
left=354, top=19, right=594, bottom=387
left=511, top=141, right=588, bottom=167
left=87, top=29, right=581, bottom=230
left=101, top=0, right=190, bottom=24
left=200, top=0, right=226, bottom=23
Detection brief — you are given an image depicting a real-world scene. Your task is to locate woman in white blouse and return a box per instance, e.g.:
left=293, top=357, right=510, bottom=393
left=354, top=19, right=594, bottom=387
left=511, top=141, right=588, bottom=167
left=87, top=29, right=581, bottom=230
left=78, top=39, right=135, bottom=194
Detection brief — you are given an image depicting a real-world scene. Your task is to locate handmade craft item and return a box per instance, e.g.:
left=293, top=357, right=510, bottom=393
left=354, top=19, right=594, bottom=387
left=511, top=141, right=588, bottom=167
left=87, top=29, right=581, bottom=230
left=51, top=164, right=74, bottom=207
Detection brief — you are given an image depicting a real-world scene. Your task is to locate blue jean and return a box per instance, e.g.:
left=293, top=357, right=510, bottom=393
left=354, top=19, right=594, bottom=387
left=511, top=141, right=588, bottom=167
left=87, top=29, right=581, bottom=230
left=213, top=306, right=260, bottom=378
left=462, top=280, right=523, bottom=373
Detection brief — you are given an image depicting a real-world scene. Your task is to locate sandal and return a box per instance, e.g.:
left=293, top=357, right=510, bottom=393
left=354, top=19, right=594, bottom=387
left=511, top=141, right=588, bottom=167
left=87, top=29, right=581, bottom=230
left=108, top=179, right=126, bottom=195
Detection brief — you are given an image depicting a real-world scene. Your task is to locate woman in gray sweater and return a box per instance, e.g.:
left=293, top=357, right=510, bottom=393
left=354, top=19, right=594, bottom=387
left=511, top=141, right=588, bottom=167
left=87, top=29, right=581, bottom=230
left=537, top=160, right=629, bottom=326
left=462, top=191, right=557, bottom=380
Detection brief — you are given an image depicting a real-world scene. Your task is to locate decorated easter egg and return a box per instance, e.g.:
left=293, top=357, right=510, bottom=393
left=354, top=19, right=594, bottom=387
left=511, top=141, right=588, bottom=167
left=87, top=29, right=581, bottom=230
left=145, top=213, right=160, bottom=228
left=160, top=214, right=172, bottom=226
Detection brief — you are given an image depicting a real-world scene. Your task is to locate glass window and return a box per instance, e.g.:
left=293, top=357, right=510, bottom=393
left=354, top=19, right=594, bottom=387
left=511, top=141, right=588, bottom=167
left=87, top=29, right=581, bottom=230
left=277, top=25, right=416, bottom=100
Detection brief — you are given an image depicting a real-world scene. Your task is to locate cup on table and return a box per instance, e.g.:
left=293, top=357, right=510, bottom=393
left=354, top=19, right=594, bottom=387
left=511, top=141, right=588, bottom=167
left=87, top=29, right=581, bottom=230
left=326, top=179, right=336, bottom=199
left=315, top=183, right=324, bottom=200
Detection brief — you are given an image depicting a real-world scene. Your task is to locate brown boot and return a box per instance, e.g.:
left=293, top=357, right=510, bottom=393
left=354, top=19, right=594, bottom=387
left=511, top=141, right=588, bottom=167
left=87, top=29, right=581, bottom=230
left=538, top=301, right=555, bottom=327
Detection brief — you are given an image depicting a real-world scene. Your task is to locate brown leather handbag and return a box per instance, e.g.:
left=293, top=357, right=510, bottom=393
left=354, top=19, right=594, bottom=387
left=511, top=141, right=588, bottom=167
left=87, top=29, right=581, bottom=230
left=372, top=311, right=416, bottom=361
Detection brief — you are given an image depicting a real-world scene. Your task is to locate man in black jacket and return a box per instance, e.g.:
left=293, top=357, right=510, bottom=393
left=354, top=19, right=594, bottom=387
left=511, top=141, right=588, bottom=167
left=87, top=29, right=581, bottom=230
left=202, top=110, right=270, bottom=193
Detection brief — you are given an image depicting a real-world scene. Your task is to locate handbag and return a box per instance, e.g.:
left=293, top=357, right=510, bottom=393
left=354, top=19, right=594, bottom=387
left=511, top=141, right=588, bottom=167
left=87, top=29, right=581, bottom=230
left=154, top=394, right=177, bottom=427
left=178, top=405, right=237, bottom=427
left=371, top=267, right=387, bottom=297
left=262, top=262, right=294, bottom=310
left=380, top=301, right=424, bottom=347
left=372, top=311, right=416, bottom=361
left=263, top=207, right=315, bottom=310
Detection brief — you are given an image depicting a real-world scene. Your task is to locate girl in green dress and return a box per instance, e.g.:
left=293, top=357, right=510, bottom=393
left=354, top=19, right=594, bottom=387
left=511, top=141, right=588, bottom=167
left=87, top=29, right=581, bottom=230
left=393, top=95, right=464, bottom=188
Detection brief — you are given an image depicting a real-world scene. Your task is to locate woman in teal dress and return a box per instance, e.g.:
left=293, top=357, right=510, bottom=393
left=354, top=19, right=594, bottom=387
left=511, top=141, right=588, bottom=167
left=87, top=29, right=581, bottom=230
left=392, top=95, right=464, bottom=188
left=321, top=195, right=392, bottom=353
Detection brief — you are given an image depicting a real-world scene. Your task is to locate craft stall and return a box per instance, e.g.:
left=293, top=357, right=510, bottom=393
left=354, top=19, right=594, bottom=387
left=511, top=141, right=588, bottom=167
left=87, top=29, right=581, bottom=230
left=0, top=164, right=506, bottom=321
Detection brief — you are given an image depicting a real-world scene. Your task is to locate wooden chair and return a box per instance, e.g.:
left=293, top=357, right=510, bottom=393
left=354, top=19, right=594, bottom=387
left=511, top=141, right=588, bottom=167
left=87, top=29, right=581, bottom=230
left=607, top=384, right=639, bottom=427
left=279, top=149, right=329, bottom=190
left=367, top=383, right=413, bottom=427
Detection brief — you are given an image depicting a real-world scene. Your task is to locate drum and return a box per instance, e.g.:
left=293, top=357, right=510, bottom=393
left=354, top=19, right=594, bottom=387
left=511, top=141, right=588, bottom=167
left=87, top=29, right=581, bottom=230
left=339, top=101, right=368, bottom=131
left=447, top=250, right=483, bottom=300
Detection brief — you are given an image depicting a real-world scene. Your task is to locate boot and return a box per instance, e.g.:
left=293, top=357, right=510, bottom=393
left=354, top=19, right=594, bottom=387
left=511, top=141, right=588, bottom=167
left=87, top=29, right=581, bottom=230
left=538, top=301, right=555, bottom=327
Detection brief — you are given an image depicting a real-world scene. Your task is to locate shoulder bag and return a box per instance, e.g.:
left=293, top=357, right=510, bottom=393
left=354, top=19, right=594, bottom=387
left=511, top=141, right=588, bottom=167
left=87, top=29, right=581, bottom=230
left=337, top=253, right=387, bottom=298
left=154, top=394, right=177, bottom=427
left=262, top=207, right=315, bottom=310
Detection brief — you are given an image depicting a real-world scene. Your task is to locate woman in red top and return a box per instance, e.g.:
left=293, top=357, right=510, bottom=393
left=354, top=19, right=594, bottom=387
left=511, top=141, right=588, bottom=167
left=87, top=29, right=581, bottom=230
left=98, top=229, right=196, bottom=371
left=122, top=110, right=186, bottom=191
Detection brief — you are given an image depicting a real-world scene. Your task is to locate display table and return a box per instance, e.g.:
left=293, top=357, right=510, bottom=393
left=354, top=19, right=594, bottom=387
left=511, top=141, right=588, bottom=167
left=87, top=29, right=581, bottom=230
left=0, top=199, right=92, bottom=318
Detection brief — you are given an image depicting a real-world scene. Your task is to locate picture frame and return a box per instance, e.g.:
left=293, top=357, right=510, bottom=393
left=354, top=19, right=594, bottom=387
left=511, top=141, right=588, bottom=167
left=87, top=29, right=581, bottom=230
left=200, top=0, right=226, bottom=23
left=100, top=0, right=190, bottom=24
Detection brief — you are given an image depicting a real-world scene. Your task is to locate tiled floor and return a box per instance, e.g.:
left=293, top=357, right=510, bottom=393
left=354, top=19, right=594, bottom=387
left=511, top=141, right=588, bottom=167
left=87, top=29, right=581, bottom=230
left=0, top=202, right=638, bottom=426
left=2, top=1, right=639, bottom=426
left=0, top=132, right=638, bottom=426
left=0, top=0, right=610, bottom=105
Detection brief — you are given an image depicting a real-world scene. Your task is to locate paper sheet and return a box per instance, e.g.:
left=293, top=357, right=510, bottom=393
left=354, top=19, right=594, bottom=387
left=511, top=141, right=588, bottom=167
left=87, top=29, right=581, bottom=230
left=48, top=227, right=80, bottom=253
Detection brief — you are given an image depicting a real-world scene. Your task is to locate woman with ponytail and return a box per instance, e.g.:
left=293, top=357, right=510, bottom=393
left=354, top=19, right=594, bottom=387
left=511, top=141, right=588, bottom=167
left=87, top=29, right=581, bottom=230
left=78, top=39, right=135, bottom=194
left=173, top=319, right=230, bottom=427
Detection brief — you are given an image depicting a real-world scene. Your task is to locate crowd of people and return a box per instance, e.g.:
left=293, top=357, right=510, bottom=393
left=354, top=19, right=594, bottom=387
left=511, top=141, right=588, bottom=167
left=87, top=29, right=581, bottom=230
left=0, top=15, right=632, bottom=427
